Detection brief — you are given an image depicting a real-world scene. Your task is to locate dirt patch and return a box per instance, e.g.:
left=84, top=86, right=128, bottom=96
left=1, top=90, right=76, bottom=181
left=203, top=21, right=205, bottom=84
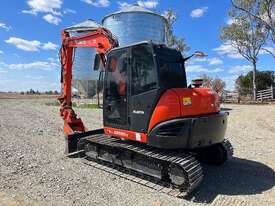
left=0, top=192, right=28, bottom=206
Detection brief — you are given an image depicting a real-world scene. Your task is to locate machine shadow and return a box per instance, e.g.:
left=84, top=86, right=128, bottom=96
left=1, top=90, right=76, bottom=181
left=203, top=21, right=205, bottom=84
left=187, top=157, right=275, bottom=203
left=221, top=108, right=233, bottom=111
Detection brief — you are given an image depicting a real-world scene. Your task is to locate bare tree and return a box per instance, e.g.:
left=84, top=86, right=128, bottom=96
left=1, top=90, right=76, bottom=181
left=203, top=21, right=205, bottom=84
left=221, top=1, right=269, bottom=100
left=201, top=74, right=226, bottom=95
left=164, top=10, right=190, bottom=54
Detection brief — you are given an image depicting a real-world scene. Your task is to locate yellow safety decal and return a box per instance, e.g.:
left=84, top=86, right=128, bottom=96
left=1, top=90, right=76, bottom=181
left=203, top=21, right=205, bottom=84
left=183, top=97, right=192, bottom=106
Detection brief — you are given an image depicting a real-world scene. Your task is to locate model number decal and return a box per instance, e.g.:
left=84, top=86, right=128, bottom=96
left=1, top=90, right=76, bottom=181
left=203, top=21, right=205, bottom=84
left=107, top=129, right=129, bottom=138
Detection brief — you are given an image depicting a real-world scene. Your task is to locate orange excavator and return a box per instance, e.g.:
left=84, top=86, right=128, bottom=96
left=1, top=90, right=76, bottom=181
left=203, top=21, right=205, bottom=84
left=58, top=26, right=233, bottom=196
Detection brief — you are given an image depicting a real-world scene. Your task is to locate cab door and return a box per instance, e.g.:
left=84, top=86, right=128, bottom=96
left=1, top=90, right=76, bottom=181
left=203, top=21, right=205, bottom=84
left=129, top=44, right=159, bottom=133
left=103, top=48, right=129, bottom=130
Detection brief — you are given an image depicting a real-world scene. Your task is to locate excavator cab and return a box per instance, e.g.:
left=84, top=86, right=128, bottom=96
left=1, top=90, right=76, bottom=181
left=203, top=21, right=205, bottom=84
left=101, top=41, right=227, bottom=150
left=102, top=42, right=186, bottom=131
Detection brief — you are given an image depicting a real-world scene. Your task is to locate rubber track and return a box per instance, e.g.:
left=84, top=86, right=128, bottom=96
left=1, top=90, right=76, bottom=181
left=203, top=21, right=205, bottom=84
left=223, top=139, right=234, bottom=159
left=79, top=135, right=204, bottom=197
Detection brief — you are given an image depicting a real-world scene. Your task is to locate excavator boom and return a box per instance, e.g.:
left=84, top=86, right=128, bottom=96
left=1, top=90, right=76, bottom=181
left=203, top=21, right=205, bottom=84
left=58, top=27, right=118, bottom=135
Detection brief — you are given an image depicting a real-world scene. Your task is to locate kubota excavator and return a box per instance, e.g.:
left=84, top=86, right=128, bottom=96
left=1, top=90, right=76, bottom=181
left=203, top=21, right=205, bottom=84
left=58, top=26, right=233, bottom=196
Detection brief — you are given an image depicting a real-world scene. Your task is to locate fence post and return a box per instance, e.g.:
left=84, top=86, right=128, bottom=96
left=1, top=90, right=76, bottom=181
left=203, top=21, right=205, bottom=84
left=261, top=91, right=263, bottom=102
left=271, top=86, right=274, bottom=100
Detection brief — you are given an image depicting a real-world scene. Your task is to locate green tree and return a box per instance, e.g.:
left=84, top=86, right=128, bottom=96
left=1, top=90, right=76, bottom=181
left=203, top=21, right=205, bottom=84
left=29, top=89, right=35, bottom=94
left=236, top=70, right=275, bottom=95
left=231, top=0, right=275, bottom=49
left=164, top=10, right=190, bottom=54
left=221, top=0, right=269, bottom=100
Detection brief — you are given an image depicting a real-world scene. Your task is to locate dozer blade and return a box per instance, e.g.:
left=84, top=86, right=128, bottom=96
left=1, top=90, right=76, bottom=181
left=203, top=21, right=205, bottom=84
left=77, top=134, right=203, bottom=197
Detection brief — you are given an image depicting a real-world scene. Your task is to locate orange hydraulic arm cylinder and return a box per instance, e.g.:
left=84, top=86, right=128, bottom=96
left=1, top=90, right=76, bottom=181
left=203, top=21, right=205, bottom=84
left=58, top=27, right=118, bottom=135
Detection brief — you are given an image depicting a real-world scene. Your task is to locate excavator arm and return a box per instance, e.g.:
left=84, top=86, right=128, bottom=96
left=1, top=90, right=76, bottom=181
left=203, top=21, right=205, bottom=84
left=58, top=27, right=118, bottom=135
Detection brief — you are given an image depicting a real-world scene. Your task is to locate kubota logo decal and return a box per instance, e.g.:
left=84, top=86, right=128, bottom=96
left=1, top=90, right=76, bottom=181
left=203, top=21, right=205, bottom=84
left=133, top=110, right=144, bottom=114
left=183, top=97, right=192, bottom=106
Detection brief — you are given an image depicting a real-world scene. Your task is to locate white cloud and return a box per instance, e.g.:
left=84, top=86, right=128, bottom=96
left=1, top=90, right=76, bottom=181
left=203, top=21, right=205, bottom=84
left=0, top=50, right=3, bottom=54
left=47, top=57, right=58, bottom=62
left=213, top=41, right=243, bottom=59
left=186, top=65, right=206, bottom=72
left=0, top=68, right=8, bottom=74
left=43, top=14, right=61, bottom=25
left=214, top=41, right=274, bottom=59
left=42, top=42, right=58, bottom=50
left=22, top=10, right=37, bottom=15
left=118, top=0, right=158, bottom=9
left=5, top=37, right=58, bottom=52
left=8, top=61, right=58, bottom=71
left=5, top=37, right=41, bottom=51
left=117, top=1, right=131, bottom=9
left=222, top=75, right=239, bottom=91
left=189, top=57, right=223, bottom=66
left=82, top=0, right=91, bottom=4
left=22, top=0, right=63, bottom=25
left=186, top=65, right=224, bottom=73
left=82, top=0, right=110, bottom=7
left=63, top=8, right=76, bottom=14
left=23, top=0, right=63, bottom=15
left=208, top=57, right=223, bottom=65
left=189, top=57, right=207, bottom=64
left=190, top=7, right=208, bottom=18
left=210, top=68, right=225, bottom=73
left=228, top=65, right=252, bottom=74
left=0, top=22, right=12, bottom=31
left=25, top=75, right=44, bottom=80
left=259, top=47, right=275, bottom=55
left=137, top=0, right=158, bottom=9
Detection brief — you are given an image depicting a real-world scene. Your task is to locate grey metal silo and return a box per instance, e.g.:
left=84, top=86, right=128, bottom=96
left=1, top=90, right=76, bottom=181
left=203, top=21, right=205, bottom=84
left=65, top=19, right=101, bottom=98
left=102, top=5, right=168, bottom=46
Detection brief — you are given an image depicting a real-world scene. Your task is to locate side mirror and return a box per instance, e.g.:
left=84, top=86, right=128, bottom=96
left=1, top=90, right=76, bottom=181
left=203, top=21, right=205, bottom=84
left=193, top=51, right=207, bottom=58
left=94, top=54, right=101, bottom=71
left=183, top=51, right=207, bottom=61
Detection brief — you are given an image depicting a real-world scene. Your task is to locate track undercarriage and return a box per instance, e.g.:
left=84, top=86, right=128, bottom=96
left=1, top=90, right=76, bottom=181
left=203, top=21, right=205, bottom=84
left=74, top=134, right=233, bottom=197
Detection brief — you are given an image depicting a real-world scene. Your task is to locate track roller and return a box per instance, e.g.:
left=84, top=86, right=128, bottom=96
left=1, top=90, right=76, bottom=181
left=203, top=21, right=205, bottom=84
left=169, top=164, right=189, bottom=190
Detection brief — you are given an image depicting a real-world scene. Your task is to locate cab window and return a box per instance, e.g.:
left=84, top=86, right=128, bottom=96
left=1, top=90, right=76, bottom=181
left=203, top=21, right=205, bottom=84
left=105, top=50, right=128, bottom=99
left=131, top=45, right=157, bottom=95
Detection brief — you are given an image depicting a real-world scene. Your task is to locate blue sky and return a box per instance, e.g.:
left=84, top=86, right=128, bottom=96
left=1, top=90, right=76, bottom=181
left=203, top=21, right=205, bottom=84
left=0, top=0, right=274, bottom=92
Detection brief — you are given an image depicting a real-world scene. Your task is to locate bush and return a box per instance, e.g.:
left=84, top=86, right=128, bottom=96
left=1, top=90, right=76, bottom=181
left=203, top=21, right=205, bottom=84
left=236, top=71, right=275, bottom=95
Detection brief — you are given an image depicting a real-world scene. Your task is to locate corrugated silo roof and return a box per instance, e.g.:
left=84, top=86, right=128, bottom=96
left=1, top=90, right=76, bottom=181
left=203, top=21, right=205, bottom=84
left=65, top=19, right=101, bottom=32
left=102, top=4, right=167, bottom=24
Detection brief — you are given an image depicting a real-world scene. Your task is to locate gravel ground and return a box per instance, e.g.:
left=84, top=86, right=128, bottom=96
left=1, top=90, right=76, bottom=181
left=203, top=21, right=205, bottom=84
left=0, top=99, right=274, bottom=206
